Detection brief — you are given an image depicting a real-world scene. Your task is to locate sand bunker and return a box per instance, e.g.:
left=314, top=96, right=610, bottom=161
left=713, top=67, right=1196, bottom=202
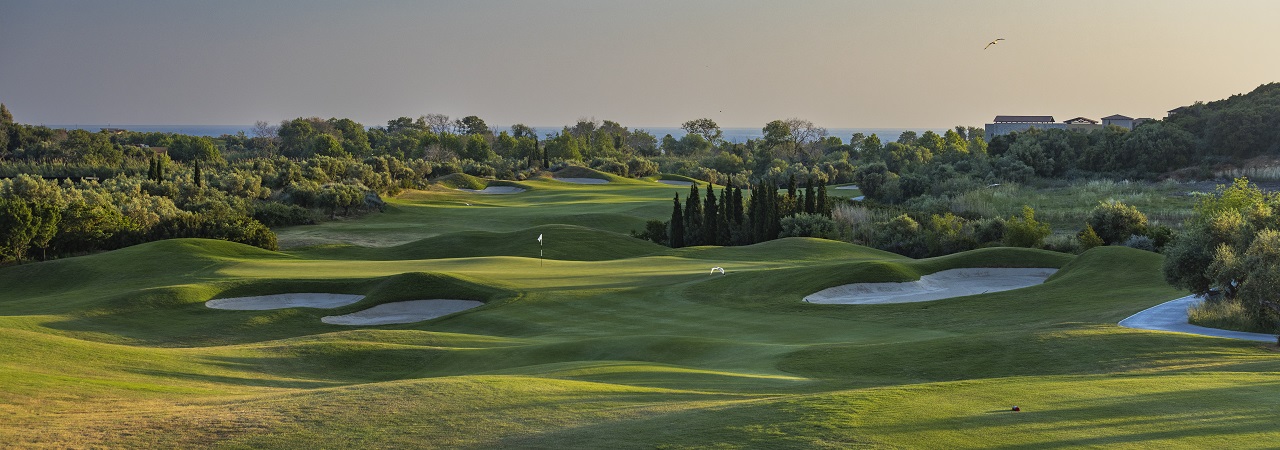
left=835, top=185, right=860, bottom=190
left=851, top=196, right=865, bottom=201
left=555, top=177, right=610, bottom=184
left=803, top=268, right=1056, bottom=304
left=458, top=186, right=525, bottom=194
left=206, top=293, right=365, bottom=310
left=657, top=179, right=693, bottom=186
left=321, top=300, right=484, bottom=325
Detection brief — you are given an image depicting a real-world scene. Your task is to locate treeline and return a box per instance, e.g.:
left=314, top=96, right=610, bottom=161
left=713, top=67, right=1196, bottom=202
left=640, top=176, right=834, bottom=248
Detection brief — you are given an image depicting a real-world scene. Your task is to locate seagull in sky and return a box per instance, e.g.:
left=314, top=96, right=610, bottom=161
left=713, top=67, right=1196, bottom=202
left=984, top=38, right=1005, bottom=50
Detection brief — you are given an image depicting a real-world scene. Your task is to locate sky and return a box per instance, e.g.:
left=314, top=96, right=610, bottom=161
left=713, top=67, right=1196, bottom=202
left=2, top=0, right=1278, bottom=129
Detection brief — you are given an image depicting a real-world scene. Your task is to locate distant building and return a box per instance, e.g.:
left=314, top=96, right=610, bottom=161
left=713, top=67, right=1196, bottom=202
left=1063, top=117, right=1102, bottom=133
left=985, top=113, right=1146, bottom=140
left=101, top=128, right=127, bottom=135
left=984, top=115, right=1066, bottom=140
left=1101, top=114, right=1134, bottom=129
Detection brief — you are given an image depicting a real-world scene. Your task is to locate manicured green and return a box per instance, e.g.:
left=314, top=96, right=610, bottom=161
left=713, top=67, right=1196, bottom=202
left=2, top=180, right=1277, bottom=448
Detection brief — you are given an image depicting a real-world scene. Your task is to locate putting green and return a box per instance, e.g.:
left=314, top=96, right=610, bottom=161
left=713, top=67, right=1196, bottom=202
left=1, top=180, right=1277, bottom=448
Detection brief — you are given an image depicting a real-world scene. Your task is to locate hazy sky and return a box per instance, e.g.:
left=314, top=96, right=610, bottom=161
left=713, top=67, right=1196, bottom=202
left=2, top=0, right=1278, bottom=129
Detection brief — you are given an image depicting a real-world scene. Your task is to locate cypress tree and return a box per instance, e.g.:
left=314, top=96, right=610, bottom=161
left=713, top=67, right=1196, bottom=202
left=717, top=187, right=731, bottom=245
left=787, top=174, right=797, bottom=200
left=669, top=194, right=685, bottom=248
left=193, top=160, right=203, bottom=188
left=816, top=178, right=830, bottom=216
left=732, top=186, right=744, bottom=225
left=804, top=179, right=816, bottom=214
left=768, top=189, right=782, bottom=240
left=684, top=184, right=702, bottom=245
left=148, top=157, right=157, bottom=181
left=703, top=184, right=718, bottom=245
left=157, top=157, right=165, bottom=180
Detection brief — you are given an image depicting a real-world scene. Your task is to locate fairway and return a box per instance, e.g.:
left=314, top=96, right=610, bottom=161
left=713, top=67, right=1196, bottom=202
left=3, top=178, right=1279, bottom=448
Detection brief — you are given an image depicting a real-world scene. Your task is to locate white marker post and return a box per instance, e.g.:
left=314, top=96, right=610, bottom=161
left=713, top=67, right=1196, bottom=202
left=538, top=233, right=543, bottom=267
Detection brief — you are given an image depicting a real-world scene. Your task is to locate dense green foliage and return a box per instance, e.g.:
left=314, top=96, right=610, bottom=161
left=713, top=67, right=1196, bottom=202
left=1164, top=178, right=1280, bottom=332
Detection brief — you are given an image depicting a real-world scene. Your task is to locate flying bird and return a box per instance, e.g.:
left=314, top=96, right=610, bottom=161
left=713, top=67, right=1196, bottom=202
left=984, top=38, right=1005, bottom=50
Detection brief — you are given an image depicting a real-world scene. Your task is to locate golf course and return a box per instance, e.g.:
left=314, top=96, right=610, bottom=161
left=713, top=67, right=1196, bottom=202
left=2, top=176, right=1278, bottom=448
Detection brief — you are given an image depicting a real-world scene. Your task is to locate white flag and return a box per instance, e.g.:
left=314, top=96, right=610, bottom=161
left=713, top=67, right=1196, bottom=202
left=537, top=234, right=543, bottom=244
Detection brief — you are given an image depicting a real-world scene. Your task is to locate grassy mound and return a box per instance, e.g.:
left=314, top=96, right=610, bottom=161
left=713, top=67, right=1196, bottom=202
left=295, top=224, right=668, bottom=261
left=432, top=172, right=488, bottom=190
left=550, top=165, right=618, bottom=181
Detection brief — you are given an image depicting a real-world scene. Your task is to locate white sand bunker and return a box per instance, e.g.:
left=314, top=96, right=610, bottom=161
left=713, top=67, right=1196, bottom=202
left=804, top=268, right=1057, bottom=304
left=321, top=300, right=484, bottom=325
left=657, top=179, right=693, bottom=186
left=555, top=177, right=610, bottom=184
left=206, top=293, right=365, bottom=310
left=835, top=185, right=860, bottom=190
left=458, top=186, right=525, bottom=194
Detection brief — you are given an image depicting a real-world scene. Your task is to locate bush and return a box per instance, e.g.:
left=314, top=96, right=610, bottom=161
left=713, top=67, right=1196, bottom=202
left=780, top=213, right=837, bottom=239
left=1087, top=200, right=1148, bottom=244
left=251, top=202, right=316, bottom=227
left=1078, top=225, right=1103, bottom=250
left=1003, top=206, right=1051, bottom=248
left=1043, top=234, right=1081, bottom=254
left=1122, top=234, right=1156, bottom=252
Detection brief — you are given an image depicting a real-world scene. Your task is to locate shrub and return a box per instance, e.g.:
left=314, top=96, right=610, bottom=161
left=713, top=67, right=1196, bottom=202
left=1087, top=200, right=1148, bottom=244
left=1078, top=225, right=1103, bottom=250
left=1122, top=234, right=1156, bottom=252
left=780, top=213, right=837, bottom=239
left=1003, top=205, right=1050, bottom=248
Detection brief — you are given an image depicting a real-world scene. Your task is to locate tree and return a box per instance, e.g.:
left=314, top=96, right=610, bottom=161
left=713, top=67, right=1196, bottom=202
left=193, top=160, right=204, bottom=188
left=0, top=197, right=35, bottom=263
left=762, top=120, right=792, bottom=155
left=278, top=118, right=316, bottom=158
left=0, top=103, right=11, bottom=154
left=29, top=201, right=59, bottom=260
left=685, top=184, right=703, bottom=245
left=311, top=134, right=348, bottom=158
left=460, top=134, right=496, bottom=161
left=455, top=115, right=490, bottom=135
left=510, top=124, right=537, bottom=139
left=1086, top=200, right=1148, bottom=245
left=252, top=120, right=279, bottom=140
left=785, top=118, right=827, bottom=160
left=669, top=194, right=685, bottom=248
left=421, top=114, right=452, bottom=135
left=681, top=118, right=722, bottom=145
left=703, top=184, right=718, bottom=245
left=1164, top=178, right=1277, bottom=299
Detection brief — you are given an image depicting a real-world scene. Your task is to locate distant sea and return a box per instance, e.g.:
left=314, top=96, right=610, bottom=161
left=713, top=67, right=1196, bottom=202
left=52, top=124, right=950, bottom=143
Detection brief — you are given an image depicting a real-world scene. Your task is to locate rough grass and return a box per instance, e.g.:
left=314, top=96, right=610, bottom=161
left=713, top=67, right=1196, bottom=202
left=1188, top=297, right=1279, bottom=334
left=2, top=179, right=1278, bottom=448
left=949, top=179, right=1199, bottom=232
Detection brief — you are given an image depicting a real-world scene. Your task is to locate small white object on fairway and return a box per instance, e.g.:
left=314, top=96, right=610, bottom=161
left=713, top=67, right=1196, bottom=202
left=321, top=300, right=484, bottom=325
left=803, top=268, right=1057, bottom=304
left=457, top=186, right=526, bottom=194
left=1119, top=295, right=1277, bottom=342
left=555, top=177, right=610, bottom=184
left=206, top=293, right=365, bottom=310
left=657, top=180, right=693, bottom=186
left=834, top=185, right=860, bottom=190
left=711, top=266, right=725, bottom=275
